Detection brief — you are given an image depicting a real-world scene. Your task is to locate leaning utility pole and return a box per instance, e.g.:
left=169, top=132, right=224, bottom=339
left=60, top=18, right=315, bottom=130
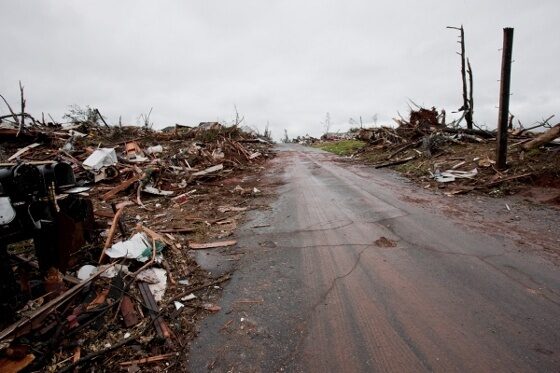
left=496, top=28, right=514, bottom=170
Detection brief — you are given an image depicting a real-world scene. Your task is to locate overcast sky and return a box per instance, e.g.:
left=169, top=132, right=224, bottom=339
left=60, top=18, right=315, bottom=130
left=1, top=1, right=558, bottom=139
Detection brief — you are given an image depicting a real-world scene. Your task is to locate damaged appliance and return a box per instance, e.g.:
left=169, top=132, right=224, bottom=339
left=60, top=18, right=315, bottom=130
left=0, top=161, right=94, bottom=321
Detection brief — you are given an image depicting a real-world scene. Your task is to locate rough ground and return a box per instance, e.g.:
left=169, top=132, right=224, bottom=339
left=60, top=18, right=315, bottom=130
left=189, top=144, right=559, bottom=372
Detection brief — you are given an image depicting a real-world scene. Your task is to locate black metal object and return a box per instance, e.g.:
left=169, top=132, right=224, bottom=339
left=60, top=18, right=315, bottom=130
left=0, top=161, right=94, bottom=320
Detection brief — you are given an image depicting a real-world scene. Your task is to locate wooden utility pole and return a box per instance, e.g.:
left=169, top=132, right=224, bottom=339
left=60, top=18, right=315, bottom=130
left=496, top=28, right=514, bottom=170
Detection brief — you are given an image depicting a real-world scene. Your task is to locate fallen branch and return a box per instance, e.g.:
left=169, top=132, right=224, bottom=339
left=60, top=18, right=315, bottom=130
left=520, top=123, right=560, bottom=151
left=119, top=353, right=176, bottom=367
left=8, top=143, right=41, bottom=161
left=101, top=175, right=141, bottom=201
left=483, top=172, right=534, bottom=188
left=0, top=93, right=20, bottom=127
left=387, top=140, right=422, bottom=159
left=374, top=156, right=416, bottom=169
left=189, top=240, right=237, bottom=249
left=448, top=172, right=534, bottom=195
left=171, top=275, right=231, bottom=303
left=517, top=114, right=555, bottom=135
left=59, top=335, right=137, bottom=373
left=441, top=127, right=494, bottom=139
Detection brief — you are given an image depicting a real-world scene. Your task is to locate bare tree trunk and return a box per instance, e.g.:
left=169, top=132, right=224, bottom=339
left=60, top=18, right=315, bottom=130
left=95, top=108, right=110, bottom=128
left=0, top=94, right=20, bottom=126
left=467, top=58, right=474, bottom=128
left=447, top=25, right=473, bottom=130
left=18, top=81, right=25, bottom=136
left=459, top=27, right=472, bottom=129
left=520, top=123, right=560, bottom=151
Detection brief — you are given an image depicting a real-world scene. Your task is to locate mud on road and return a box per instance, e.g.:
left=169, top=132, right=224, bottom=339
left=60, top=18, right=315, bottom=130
left=190, top=144, right=560, bottom=372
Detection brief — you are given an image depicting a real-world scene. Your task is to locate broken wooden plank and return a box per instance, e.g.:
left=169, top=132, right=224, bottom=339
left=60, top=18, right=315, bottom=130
left=483, top=172, right=533, bottom=188
left=137, top=281, right=173, bottom=340
left=93, top=209, right=115, bottom=219
left=188, top=240, right=237, bottom=249
left=192, top=164, right=223, bottom=177
left=0, top=266, right=109, bottom=341
left=0, top=354, right=35, bottom=373
left=159, top=227, right=196, bottom=234
left=119, top=353, right=176, bottom=367
left=120, top=295, right=140, bottom=328
left=8, top=143, right=41, bottom=161
left=86, top=288, right=109, bottom=310
left=101, top=175, right=141, bottom=201
left=99, top=206, right=126, bottom=263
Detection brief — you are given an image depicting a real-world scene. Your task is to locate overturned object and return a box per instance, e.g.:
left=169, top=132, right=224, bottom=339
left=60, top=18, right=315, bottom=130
left=83, top=148, right=117, bottom=170
left=83, top=148, right=119, bottom=182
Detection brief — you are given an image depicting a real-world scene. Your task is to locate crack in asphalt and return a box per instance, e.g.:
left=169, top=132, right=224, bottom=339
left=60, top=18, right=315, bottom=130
left=310, top=245, right=370, bottom=311
left=276, top=244, right=372, bottom=371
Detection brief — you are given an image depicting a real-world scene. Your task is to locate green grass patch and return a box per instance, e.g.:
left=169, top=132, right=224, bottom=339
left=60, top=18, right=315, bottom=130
left=315, top=140, right=366, bottom=156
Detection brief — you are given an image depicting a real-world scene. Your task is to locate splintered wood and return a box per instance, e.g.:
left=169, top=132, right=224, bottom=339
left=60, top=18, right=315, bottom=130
left=188, top=240, right=238, bottom=249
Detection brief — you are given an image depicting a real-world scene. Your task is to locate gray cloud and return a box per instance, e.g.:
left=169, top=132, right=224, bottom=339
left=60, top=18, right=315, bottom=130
left=1, top=0, right=558, bottom=139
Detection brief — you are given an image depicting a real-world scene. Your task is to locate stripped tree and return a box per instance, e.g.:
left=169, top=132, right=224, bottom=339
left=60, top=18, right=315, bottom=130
left=447, top=25, right=474, bottom=129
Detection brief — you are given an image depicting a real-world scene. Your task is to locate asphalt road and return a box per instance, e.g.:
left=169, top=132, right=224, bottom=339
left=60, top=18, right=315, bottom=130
left=190, top=144, right=560, bottom=372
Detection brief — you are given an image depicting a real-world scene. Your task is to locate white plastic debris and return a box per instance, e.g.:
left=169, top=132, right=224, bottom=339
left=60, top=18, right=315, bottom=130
left=104, top=232, right=150, bottom=261
left=136, top=267, right=167, bottom=301
left=0, top=197, right=16, bottom=225
left=83, top=148, right=117, bottom=171
left=143, top=185, right=174, bottom=196
left=146, top=145, right=163, bottom=154
left=434, top=168, right=478, bottom=183
left=253, top=187, right=261, bottom=194
left=77, top=264, right=130, bottom=281
left=99, top=264, right=130, bottom=278
left=174, top=301, right=185, bottom=310
left=68, top=129, right=87, bottom=138
left=77, top=265, right=97, bottom=281
left=181, top=293, right=196, bottom=301
left=63, top=186, right=92, bottom=194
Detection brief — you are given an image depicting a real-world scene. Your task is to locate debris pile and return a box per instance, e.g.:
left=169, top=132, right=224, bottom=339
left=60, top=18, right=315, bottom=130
left=319, top=107, right=560, bottom=199
left=291, top=134, right=319, bottom=145
left=0, top=101, right=274, bottom=371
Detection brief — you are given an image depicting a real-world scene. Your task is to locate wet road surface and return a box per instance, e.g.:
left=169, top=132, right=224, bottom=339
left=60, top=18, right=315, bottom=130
left=190, top=144, right=560, bottom=372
